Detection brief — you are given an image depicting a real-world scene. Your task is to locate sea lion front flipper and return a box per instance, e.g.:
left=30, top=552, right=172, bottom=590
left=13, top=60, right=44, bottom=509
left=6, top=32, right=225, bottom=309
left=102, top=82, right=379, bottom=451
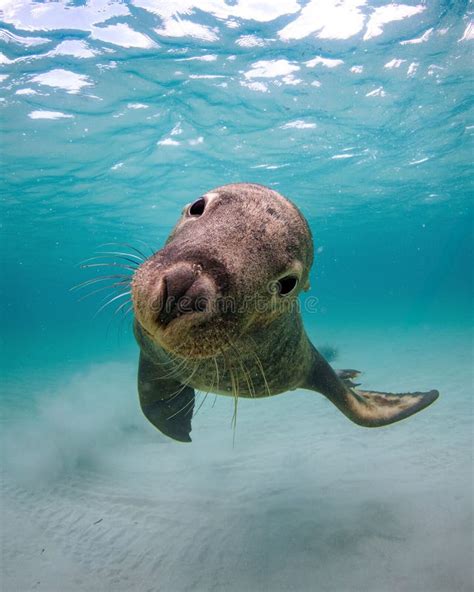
left=137, top=352, right=195, bottom=442
left=304, top=346, right=439, bottom=427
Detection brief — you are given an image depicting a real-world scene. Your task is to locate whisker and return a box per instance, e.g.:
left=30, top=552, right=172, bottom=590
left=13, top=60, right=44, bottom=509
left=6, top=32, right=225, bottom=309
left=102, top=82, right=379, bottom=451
left=255, top=355, right=271, bottom=398
left=117, top=304, right=134, bottom=339
left=212, top=352, right=223, bottom=408
left=78, top=281, right=130, bottom=302
left=229, top=364, right=239, bottom=445
left=228, top=340, right=255, bottom=398
left=193, top=390, right=209, bottom=416
left=80, top=254, right=140, bottom=267
left=76, top=246, right=138, bottom=335
left=164, top=382, right=190, bottom=402
left=223, top=352, right=239, bottom=430
left=114, top=299, right=134, bottom=316
left=95, top=251, right=143, bottom=263
left=157, top=347, right=192, bottom=368
left=80, top=262, right=137, bottom=272
left=153, top=358, right=191, bottom=381
left=193, top=358, right=217, bottom=417
left=158, top=360, right=197, bottom=404
left=94, top=291, right=131, bottom=317
left=70, top=274, right=130, bottom=292
left=162, top=361, right=200, bottom=411
left=152, top=347, right=193, bottom=377
left=184, top=360, right=201, bottom=386
left=213, top=356, right=220, bottom=394
left=248, top=337, right=272, bottom=398
left=123, top=304, right=134, bottom=316
left=99, top=242, right=148, bottom=261
left=135, top=238, right=156, bottom=257
left=167, top=390, right=195, bottom=420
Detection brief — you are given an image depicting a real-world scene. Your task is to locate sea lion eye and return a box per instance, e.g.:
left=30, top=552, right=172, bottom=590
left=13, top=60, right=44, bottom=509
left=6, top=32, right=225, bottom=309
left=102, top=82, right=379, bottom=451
left=276, top=275, right=298, bottom=296
left=188, top=198, right=206, bottom=216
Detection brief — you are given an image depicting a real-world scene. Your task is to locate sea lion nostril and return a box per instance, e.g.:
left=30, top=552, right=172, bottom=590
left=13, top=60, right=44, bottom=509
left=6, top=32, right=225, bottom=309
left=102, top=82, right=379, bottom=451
left=155, top=265, right=214, bottom=326
left=165, top=267, right=196, bottom=303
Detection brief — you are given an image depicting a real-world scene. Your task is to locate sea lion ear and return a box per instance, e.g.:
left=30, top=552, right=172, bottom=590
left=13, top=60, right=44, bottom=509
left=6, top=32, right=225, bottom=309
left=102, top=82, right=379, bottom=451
left=302, top=280, right=310, bottom=292
left=137, top=353, right=195, bottom=442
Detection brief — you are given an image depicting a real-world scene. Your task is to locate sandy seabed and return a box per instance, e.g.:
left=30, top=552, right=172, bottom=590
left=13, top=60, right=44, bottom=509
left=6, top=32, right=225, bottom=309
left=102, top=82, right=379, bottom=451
left=1, top=326, right=472, bottom=592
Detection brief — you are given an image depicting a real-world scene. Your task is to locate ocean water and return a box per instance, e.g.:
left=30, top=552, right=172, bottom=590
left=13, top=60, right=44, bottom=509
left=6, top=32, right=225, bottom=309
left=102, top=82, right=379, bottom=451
left=1, top=1, right=473, bottom=591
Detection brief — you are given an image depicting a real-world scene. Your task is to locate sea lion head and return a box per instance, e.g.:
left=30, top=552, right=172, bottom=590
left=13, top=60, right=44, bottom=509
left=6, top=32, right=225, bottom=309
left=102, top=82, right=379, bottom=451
left=132, top=183, right=313, bottom=359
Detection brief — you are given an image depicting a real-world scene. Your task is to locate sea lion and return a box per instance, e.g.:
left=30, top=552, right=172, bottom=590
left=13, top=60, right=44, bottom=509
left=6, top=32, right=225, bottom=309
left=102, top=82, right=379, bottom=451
left=131, top=183, right=439, bottom=442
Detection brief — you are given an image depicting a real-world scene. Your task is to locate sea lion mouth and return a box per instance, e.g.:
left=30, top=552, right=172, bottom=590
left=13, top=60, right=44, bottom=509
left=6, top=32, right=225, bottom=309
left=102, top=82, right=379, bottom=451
left=138, top=313, right=237, bottom=360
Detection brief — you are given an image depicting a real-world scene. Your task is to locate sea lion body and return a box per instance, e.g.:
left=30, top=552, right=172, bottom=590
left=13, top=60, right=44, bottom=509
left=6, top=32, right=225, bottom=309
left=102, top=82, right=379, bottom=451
left=131, top=183, right=439, bottom=442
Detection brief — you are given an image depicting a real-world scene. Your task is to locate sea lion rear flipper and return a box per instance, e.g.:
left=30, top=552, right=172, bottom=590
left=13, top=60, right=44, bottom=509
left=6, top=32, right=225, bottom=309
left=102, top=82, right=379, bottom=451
left=305, top=346, right=439, bottom=427
left=342, top=388, right=439, bottom=427
left=138, top=353, right=195, bottom=442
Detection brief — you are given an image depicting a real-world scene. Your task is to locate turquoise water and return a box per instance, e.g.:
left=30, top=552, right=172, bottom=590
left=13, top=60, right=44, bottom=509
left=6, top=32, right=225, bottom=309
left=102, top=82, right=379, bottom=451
left=1, top=2, right=473, bottom=591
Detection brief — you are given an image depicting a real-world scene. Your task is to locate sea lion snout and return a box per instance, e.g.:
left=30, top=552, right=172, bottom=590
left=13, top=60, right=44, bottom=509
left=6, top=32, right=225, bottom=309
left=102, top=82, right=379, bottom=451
left=154, top=263, right=217, bottom=327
